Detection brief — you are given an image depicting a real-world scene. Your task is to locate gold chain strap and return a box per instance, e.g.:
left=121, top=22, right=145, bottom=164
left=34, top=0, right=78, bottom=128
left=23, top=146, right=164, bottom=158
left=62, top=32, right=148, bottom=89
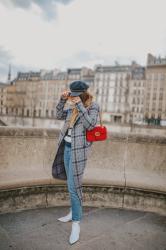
left=87, top=106, right=103, bottom=127
left=98, top=110, right=103, bottom=127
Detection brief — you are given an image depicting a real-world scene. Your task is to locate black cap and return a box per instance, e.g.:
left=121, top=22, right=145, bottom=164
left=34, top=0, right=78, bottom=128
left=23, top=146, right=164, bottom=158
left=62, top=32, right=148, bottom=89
left=69, top=80, right=89, bottom=96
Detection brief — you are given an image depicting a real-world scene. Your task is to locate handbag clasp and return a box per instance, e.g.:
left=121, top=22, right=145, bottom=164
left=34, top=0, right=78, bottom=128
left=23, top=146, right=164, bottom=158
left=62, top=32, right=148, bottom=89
left=95, top=131, right=100, bottom=136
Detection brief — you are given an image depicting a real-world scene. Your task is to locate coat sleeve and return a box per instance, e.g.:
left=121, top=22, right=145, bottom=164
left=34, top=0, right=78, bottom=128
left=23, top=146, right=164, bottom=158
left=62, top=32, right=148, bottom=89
left=55, top=97, right=68, bottom=120
left=75, top=101, right=100, bottom=130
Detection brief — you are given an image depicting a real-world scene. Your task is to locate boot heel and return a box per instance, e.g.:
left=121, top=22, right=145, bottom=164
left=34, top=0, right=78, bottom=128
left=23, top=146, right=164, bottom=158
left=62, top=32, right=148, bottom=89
left=57, top=209, right=72, bottom=222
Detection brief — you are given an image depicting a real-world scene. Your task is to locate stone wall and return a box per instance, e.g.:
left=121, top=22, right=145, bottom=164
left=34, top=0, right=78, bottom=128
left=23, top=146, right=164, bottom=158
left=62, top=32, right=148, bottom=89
left=0, top=127, right=166, bottom=215
left=1, top=115, right=166, bottom=136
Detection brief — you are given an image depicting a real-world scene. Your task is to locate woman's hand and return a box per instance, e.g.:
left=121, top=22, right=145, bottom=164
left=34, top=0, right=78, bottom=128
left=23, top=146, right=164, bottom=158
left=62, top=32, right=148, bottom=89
left=70, top=96, right=82, bottom=104
left=61, top=90, right=70, bottom=100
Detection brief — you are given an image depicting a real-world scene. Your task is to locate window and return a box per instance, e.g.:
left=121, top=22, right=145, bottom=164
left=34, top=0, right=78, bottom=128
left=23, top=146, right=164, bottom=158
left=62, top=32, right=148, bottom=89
left=153, top=93, right=156, bottom=100
left=147, top=93, right=150, bottom=98
left=161, top=73, right=165, bottom=81
left=154, top=74, right=158, bottom=81
left=159, top=93, right=163, bottom=99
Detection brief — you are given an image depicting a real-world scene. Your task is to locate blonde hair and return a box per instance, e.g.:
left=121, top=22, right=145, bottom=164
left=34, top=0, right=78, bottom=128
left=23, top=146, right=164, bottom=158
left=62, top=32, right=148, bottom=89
left=68, top=90, right=93, bottom=127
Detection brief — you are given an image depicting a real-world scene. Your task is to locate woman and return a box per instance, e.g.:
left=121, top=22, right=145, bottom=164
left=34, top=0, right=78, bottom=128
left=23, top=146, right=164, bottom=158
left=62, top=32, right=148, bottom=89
left=52, top=80, right=100, bottom=245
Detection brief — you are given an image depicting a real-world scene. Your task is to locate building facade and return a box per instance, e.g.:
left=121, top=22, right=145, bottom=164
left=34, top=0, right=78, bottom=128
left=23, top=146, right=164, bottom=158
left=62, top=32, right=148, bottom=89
left=94, top=64, right=131, bottom=123
left=0, top=71, right=63, bottom=120
left=144, top=54, right=166, bottom=125
left=128, top=65, right=146, bottom=124
left=0, top=83, right=8, bottom=115
left=1, top=54, right=166, bottom=126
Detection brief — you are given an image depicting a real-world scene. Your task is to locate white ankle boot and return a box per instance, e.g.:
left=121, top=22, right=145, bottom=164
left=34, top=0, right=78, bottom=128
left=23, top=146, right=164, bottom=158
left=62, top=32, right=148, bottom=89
left=69, top=221, right=80, bottom=244
left=57, top=208, right=72, bottom=222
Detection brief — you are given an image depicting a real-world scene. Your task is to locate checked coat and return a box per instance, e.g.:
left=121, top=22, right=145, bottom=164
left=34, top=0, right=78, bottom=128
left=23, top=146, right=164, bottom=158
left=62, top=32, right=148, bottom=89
left=52, top=96, right=100, bottom=206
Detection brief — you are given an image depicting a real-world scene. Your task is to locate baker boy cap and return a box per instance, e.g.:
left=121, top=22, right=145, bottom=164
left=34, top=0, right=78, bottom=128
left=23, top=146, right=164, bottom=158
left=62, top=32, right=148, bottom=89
left=69, top=80, right=89, bottom=96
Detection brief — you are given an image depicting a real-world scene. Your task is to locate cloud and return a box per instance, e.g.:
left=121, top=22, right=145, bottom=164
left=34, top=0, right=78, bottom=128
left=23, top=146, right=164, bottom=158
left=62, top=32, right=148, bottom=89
left=56, top=50, right=140, bottom=70
left=0, top=0, right=166, bottom=77
left=0, top=46, right=13, bottom=64
left=0, top=46, right=13, bottom=82
left=0, top=0, right=74, bottom=20
left=0, top=46, right=40, bottom=82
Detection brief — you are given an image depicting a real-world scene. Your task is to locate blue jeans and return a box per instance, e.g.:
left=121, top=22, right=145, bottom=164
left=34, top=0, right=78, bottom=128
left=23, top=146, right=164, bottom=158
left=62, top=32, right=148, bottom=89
left=64, top=142, right=83, bottom=221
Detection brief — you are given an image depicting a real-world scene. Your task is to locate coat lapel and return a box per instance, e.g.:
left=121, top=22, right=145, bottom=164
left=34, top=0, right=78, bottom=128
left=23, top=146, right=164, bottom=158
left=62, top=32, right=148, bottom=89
left=58, top=104, right=91, bottom=146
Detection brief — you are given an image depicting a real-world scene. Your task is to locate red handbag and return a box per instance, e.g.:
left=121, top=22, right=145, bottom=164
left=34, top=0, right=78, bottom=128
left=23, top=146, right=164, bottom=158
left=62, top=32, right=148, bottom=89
left=86, top=108, right=107, bottom=142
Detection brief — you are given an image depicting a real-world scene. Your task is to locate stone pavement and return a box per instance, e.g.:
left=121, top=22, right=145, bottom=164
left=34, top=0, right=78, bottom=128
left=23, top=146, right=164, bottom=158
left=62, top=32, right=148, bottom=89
left=0, top=206, right=166, bottom=250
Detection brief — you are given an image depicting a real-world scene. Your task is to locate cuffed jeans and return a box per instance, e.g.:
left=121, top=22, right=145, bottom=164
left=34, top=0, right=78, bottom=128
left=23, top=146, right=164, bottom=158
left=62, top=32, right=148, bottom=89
left=64, top=141, right=83, bottom=221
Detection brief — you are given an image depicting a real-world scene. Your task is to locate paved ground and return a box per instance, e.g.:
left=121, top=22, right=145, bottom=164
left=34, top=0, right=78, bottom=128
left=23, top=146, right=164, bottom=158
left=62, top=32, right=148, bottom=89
left=0, top=206, right=166, bottom=250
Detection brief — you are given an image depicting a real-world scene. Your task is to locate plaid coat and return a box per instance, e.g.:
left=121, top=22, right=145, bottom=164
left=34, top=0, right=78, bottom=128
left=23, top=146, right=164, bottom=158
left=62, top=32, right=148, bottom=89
left=52, top=97, right=100, bottom=206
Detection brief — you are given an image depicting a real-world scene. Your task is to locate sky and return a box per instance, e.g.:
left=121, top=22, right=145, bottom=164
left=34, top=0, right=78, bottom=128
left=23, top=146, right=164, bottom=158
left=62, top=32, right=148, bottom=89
left=0, top=0, right=166, bottom=82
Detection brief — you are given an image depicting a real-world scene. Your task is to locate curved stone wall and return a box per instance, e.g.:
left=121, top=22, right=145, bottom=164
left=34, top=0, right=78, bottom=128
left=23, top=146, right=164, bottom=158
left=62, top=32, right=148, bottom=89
left=0, top=127, right=166, bottom=215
